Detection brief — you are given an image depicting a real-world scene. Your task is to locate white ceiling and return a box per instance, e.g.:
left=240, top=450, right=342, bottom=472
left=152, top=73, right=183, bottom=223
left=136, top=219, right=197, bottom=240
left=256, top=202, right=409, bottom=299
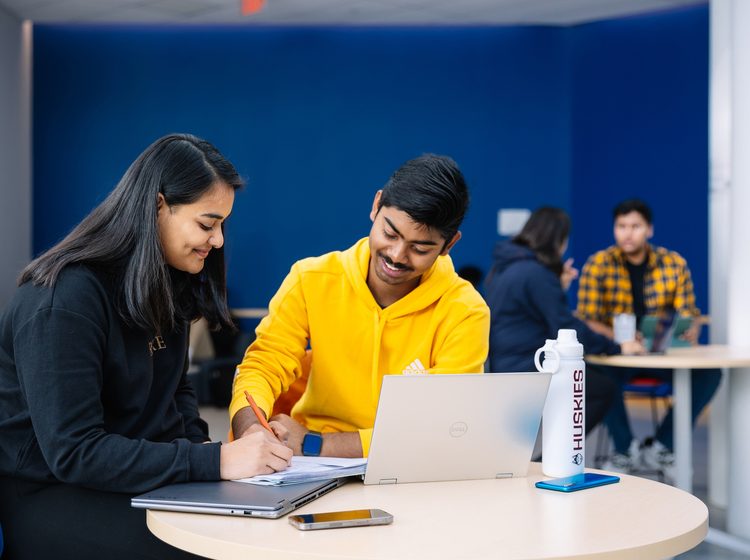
left=0, top=0, right=706, bottom=26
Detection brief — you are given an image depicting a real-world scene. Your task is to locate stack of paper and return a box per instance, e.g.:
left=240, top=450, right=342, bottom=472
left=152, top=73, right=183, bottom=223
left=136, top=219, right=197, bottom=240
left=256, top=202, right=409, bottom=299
left=236, top=456, right=367, bottom=486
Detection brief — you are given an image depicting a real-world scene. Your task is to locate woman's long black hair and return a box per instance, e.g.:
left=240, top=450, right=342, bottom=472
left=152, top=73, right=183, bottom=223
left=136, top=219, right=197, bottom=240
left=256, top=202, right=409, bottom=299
left=513, top=207, right=570, bottom=277
left=20, top=133, right=243, bottom=333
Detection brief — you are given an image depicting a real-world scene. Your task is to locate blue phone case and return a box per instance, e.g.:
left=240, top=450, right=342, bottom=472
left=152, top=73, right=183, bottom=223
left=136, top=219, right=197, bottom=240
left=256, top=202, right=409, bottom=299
left=535, top=473, right=620, bottom=492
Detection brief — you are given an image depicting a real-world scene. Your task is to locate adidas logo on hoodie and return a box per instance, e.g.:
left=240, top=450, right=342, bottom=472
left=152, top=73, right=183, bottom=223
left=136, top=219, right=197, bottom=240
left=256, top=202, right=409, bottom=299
left=402, top=358, right=427, bottom=375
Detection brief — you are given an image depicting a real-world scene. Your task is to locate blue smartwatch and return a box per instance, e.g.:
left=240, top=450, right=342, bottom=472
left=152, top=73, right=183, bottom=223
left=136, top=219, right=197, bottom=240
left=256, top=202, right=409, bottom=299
left=302, top=431, right=323, bottom=456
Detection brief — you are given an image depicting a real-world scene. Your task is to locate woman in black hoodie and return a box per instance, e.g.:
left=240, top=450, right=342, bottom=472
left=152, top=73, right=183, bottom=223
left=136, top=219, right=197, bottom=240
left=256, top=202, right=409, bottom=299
left=485, top=207, right=643, bottom=433
left=0, top=134, right=292, bottom=559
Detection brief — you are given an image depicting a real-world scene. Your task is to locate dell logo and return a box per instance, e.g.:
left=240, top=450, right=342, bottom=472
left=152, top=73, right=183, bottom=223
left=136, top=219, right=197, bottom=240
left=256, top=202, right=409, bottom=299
left=449, top=421, right=468, bottom=437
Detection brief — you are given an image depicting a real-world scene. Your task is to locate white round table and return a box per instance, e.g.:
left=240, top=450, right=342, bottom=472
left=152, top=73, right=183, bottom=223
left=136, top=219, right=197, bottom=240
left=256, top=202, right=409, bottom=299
left=147, top=464, right=708, bottom=560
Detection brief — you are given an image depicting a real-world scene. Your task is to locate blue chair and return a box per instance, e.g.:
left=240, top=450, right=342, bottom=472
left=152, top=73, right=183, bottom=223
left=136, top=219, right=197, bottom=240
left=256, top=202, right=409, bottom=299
left=623, top=375, right=673, bottom=433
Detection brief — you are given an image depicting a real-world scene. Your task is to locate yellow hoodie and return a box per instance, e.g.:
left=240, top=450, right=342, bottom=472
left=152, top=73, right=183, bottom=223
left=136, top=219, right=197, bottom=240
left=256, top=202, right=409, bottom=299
left=229, top=238, right=489, bottom=456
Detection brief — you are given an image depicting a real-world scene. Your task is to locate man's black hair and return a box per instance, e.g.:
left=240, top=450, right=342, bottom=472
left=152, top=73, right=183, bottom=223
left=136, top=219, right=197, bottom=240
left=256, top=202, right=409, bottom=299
left=378, top=154, right=469, bottom=242
left=613, top=199, right=653, bottom=225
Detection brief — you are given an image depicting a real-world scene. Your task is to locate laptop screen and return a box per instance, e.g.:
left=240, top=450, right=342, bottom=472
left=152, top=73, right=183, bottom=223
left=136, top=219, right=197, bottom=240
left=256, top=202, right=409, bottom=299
left=364, top=373, right=551, bottom=485
left=642, top=313, right=692, bottom=353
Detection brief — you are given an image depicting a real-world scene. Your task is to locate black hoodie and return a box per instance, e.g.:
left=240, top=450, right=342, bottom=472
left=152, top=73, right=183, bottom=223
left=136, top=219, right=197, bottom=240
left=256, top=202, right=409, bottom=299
left=0, top=265, right=220, bottom=493
left=485, top=240, right=620, bottom=372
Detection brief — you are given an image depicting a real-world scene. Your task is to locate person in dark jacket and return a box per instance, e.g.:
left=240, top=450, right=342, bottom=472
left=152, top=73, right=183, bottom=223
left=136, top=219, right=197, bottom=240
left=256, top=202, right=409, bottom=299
left=486, top=207, right=644, bottom=434
left=0, top=134, right=292, bottom=559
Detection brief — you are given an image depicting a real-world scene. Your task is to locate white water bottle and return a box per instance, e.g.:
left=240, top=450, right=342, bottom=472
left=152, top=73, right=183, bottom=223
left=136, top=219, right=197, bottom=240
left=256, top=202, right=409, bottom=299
left=534, top=329, right=586, bottom=478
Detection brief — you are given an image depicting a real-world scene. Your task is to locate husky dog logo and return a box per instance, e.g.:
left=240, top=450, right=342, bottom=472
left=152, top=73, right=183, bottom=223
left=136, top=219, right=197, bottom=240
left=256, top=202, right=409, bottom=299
left=572, top=453, right=584, bottom=466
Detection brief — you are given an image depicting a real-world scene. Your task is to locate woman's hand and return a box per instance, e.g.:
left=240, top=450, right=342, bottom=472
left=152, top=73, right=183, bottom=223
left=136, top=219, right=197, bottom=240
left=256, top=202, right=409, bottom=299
left=560, top=258, right=579, bottom=292
left=620, top=340, right=646, bottom=355
left=219, top=425, right=293, bottom=480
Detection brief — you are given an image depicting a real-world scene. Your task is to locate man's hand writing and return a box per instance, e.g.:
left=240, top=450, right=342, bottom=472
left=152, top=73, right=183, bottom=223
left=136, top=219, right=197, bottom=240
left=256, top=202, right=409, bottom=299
left=270, top=414, right=307, bottom=455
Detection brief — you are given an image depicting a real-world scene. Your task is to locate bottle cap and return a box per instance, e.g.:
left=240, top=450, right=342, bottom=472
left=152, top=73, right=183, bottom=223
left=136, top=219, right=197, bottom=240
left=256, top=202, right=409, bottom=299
left=555, top=329, right=583, bottom=358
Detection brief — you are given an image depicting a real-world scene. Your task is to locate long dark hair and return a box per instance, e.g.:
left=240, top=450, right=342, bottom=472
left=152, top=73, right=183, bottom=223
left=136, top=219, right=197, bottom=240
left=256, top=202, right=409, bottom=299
left=20, top=133, right=243, bottom=333
left=513, top=207, right=570, bottom=276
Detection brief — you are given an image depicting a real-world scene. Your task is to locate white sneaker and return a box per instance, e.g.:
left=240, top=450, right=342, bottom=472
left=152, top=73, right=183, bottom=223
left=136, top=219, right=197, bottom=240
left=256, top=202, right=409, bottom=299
left=641, top=439, right=675, bottom=483
left=602, top=439, right=641, bottom=474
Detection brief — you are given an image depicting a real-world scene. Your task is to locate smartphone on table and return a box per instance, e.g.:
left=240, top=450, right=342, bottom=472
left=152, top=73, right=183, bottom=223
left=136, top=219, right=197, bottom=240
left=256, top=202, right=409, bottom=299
left=535, top=473, right=620, bottom=492
left=289, top=508, right=393, bottom=530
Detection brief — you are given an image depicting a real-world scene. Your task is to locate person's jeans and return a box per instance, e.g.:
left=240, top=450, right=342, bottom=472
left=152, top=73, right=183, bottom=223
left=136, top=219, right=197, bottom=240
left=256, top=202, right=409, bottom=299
left=602, top=366, right=723, bottom=454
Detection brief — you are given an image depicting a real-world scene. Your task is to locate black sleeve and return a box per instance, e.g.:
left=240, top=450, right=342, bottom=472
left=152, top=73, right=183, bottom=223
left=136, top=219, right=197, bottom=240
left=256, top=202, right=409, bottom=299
left=14, top=306, right=220, bottom=493
left=175, top=345, right=212, bottom=443
left=524, top=266, right=621, bottom=356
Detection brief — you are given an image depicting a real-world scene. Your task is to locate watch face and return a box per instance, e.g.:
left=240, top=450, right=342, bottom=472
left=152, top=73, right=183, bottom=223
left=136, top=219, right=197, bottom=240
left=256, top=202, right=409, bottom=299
left=302, top=432, right=323, bottom=456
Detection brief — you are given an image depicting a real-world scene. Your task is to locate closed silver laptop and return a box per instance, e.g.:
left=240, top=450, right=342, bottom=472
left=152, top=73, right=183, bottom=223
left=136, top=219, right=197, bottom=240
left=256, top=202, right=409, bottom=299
left=364, top=373, right=551, bottom=485
left=131, top=478, right=342, bottom=518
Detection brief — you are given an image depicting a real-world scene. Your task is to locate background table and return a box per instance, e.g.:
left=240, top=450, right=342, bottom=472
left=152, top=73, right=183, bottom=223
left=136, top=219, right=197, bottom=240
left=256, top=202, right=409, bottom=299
left=230, top=308, right=268, bottom=319
left=586, top=344, right=750, bottom=493
left=147, top=464, right=707, bottom=560
left=587, top=345, right=750, bottom=550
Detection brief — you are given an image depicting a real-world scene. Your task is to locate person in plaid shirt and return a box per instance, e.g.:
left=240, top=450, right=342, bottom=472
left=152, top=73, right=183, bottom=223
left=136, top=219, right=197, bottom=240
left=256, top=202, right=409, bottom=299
left=577, top=199, right=721, bottom=480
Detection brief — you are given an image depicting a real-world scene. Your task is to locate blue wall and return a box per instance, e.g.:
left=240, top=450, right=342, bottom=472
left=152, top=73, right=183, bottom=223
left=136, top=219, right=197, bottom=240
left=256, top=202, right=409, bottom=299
left=34, top=24, right=570, bottom=308
left=569, top=6, right=710, bottom=312
left=33, top=5, right=709, bottom=312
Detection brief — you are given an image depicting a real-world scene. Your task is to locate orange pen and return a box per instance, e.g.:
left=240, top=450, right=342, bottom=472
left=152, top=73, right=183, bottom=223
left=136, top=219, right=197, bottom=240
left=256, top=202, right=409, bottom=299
left=244, top=390, right=280, bottom=441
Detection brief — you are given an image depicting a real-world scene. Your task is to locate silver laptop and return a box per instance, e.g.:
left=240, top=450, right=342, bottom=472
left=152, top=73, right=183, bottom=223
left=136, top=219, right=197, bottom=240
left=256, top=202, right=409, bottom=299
left=131, top=478, right=342, bottom=518
left=364, top=373, right=551, bottom=485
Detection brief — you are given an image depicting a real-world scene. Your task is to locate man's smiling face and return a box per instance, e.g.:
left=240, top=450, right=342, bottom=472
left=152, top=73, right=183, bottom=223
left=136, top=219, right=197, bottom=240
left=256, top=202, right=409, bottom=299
left=366, top=191, right=460, bottom=306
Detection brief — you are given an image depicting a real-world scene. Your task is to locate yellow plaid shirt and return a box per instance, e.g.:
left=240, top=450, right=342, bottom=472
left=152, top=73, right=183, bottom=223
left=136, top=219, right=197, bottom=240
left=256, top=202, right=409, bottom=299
left=576, top=244, right=699, bottom=326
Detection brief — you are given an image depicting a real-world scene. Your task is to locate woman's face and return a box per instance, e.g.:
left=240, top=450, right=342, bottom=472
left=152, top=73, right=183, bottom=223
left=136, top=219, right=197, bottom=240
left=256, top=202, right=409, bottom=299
left=157, top=181, right=235, bottom=274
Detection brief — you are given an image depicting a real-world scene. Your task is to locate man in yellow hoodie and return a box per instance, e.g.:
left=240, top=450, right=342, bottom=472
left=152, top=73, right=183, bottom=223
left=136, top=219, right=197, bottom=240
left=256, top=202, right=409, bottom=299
left=229, top=154, right=490, bottom=459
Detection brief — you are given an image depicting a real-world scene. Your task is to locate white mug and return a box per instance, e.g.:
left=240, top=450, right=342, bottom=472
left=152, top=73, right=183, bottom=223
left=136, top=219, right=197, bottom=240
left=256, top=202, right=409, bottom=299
left=613, top=313, right=636, bottom=343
